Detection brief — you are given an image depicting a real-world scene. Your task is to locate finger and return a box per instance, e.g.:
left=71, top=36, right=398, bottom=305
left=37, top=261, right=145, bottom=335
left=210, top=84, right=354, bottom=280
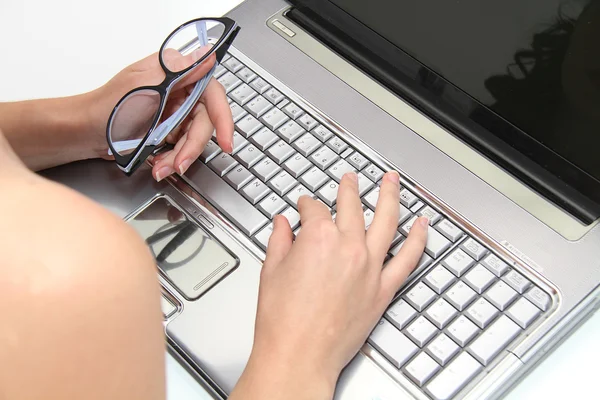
left=298, top=196, right=333, bottom=227
left=160, top=47, right=216, bottom=89
left=152, top=134, right=187, bottom=181
left=175, top=53, right=217, bottom=89
left=366, top=171, right=401, bottom=258
left=172, top=104, right=214, bottom=174
left=262, top=215, right=294, bottom=273
left=201, top=78, right=233, bottom=153
left=334, top=173, right=365, bottom=238
left=379, top=216, right=429, bottom=299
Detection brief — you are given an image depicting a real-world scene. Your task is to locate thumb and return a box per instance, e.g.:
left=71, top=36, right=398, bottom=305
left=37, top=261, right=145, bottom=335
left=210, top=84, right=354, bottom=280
left=263, top=215, right=294, bottom=272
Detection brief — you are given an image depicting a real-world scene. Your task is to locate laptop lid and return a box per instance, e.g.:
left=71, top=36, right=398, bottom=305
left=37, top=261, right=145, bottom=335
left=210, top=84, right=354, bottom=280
left=287, top=0, right=600, bottom=224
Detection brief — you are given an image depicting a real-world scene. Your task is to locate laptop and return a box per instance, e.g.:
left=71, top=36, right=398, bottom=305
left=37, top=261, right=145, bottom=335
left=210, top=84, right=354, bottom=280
left=119, top=0, right=600, bottom=399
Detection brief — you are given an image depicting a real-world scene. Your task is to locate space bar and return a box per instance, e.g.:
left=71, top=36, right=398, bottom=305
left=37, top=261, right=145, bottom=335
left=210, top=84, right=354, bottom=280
left=183, top=162, right=269, bottom=236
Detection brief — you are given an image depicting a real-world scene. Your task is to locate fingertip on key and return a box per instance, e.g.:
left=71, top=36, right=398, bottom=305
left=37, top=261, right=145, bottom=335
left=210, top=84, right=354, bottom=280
left=384, top=170, right=400, bottom=185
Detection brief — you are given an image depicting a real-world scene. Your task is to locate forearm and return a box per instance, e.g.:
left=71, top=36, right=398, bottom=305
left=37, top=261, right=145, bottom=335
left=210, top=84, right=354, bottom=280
left=229, top=350, right=337, bottom=400
left=0, top=91, right=107, bottom=170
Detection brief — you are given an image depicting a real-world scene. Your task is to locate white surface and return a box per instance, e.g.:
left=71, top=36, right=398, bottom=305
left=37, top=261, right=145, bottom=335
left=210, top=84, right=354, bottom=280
left=1, top=0, right=597, bottom=399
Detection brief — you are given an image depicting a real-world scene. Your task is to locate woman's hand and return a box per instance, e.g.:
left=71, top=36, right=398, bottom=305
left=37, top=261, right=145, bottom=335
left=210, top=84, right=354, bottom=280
left=230, top=171, right=428, bottom=400
left=91, top=49, right=233, bottom=181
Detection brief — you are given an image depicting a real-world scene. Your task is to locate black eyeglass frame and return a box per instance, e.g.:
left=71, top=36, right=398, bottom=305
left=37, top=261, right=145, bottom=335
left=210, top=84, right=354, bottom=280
left=106, top=17, right=240, bottom=176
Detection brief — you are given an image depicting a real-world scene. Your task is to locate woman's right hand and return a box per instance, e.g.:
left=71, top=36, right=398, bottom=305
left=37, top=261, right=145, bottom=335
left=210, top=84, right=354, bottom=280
left=230, top=171, right=428, bottom=400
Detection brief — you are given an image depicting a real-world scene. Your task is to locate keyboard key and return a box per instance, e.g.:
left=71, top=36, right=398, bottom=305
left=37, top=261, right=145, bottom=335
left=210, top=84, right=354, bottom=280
left=266, top=140, right=295, bottom=164
left=326, top=159, right=356, bottom=182
left=310, top=146, right=340, bottom=170
left=363, top=208, right=376, bottom=229
left=223, top=165, right=253, bottom=190
left=347, top=151, right=370, bottom=170
left=260, top=107, right=289, bottom=131
left=460, top=238, right=488, bottom=261
left=276, top=120, right=306, bottom=143
left=465, top=298, right=499, bottom=329
left=223, top=57, right=244, bottom=73
left=441, top=248, right=475, bottom=277
left=400, top=216, right=451, bottom=259
left=253, top=223, right=273, bottom=251
left=426, top=333, right=460, bottom=366
left=404, top=282, right=436, bottom=312
left=481, top=253, right=510, bottom=277
left=467, top=315, right=521, bottom=366
left=217, top=71, right=242, bottom=93
left=280, top=207, right=301, bottom=230
left=249, top=77, right=271, bottom=94
left=385, top=299, right=417, bottom=330
left=251, top=156, right=281, bottom=182
left=231, top=131, right=249, bottom=155
left=404, top=352, right=441, bottom=387
left=283, top=153, right=312, bottom=178
left=298, top=114, right=319, bottom=131
left=502, top=270, right=531, bottom=294
left=463, top=264, right=496, bottom=294
left=506, top=298, right=541, bottom=328
left=425, top=352, right=483, bottom=400
left=434, top=219, right=464, bottom=243
left=446, top=315, right=480, bottom=347
left=230, top=83, right=257, bottom=106
left=240, top=178, right=271, bottom=205
left=161, top=296, right=177, bottom=318
left=484, top=280, right=519, bottom=311
left=208, top=152, right=238, bottom=177
left=316, top=180, right=340, bottom=207
left=357, top=173, right=375, bottom=197
left=235, top=114, right=263, bottom=138
left=424, top=265, right=456, bottom=294
left=244, top=95, right=272, bottom=118
left=283, top=102, right=305, bottom=120
left=424, top=298, right=458, bottom=329
left=326, top=136, right=349, bottom=154
left=229, top=102, right=248, bottom=122
left=249, top=126, right=279, bottom=151
left=364, top=164, right=385, bottom=182
left=235, top=144, right=264, bottom=169
left=524, top=287, right=551, bottom=311
left=443, top=281, right=477, bottom=311
left=368, top=319, right=419, bottom=368
left=284, top=184, right=314, bottom=209
left=236, top=67, right=257, bottom=83
left=311, top=125, right=334, bottom=142
left=292, top=132, right=321, bottom=156
left=257, top=193, right=287, bottom=219
left=405, top=315, right=438, bottom=347
left=199, top=140, right=222, bottom=163
left=299, top=166, right=329, bottom=192
left=185, top=163, right=268, bottom=236
left=214, top=64, right=228, bottom=78
left=418, top=206, right=442, bottom=225
left=399, top=188, right=419, bottom=208
left=268, top=170, right=297, bottom=196
left=264, top=87, right=285, bottom=104
left=411, top=200, right=425, bottom=213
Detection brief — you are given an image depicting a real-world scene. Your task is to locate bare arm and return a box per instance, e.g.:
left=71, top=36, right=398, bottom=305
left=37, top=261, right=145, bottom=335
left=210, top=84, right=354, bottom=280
left=0, top=131, right=166, bottom=400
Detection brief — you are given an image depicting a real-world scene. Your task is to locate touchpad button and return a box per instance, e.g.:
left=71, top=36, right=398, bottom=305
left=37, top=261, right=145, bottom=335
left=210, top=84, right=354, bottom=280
left=128, top=196, right=239, bottom=300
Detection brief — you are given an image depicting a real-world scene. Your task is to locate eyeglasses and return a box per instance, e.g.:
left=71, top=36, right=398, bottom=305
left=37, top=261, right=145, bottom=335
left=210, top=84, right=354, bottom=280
left=106, top=17, right=240, bottom=175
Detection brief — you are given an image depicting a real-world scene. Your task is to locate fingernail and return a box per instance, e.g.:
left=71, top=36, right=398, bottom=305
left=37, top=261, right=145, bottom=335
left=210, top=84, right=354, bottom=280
left=155, top=166, right=174, bottom=182
left=419, top=216, right=429, bottom=228
left=385, top=171, right=400, bottom=185
left=345, top=172, right=358, bottom=183
left=178, top=159, right=192, bottom=175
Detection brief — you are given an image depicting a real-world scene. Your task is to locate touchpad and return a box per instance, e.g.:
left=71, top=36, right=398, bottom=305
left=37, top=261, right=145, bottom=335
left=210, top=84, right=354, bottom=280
left=127, top=196, right=239, bottom=300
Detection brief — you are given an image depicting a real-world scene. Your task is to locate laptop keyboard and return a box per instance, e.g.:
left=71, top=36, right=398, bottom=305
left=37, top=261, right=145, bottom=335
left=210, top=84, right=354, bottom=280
left=184, top=53, right=553, bottom=400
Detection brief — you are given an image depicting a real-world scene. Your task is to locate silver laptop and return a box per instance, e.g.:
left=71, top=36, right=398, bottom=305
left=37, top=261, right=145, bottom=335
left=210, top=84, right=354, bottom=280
left=70, top=0, right=600, bottom=399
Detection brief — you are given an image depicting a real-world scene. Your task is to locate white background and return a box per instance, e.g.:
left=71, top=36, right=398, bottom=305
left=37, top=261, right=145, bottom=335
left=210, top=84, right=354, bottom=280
left=0, top=0, right=597, bottom=399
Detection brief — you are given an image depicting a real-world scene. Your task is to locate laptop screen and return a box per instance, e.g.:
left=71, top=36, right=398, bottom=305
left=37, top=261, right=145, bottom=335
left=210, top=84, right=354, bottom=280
left=288, top=0, right=600, bottom=221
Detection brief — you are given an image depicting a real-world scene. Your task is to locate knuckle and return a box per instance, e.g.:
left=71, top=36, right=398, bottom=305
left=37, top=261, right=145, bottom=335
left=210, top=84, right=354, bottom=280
left=345, top=242, right=369, bottom=266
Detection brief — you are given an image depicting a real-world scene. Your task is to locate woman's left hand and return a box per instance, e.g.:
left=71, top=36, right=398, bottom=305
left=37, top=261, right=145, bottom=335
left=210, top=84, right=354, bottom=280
left=90, top=49, right=233, bottom=181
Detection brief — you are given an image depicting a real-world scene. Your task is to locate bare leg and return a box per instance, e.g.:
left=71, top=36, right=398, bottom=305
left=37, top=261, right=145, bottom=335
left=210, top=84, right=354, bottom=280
left=0, top=131, right=166, bottom=400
